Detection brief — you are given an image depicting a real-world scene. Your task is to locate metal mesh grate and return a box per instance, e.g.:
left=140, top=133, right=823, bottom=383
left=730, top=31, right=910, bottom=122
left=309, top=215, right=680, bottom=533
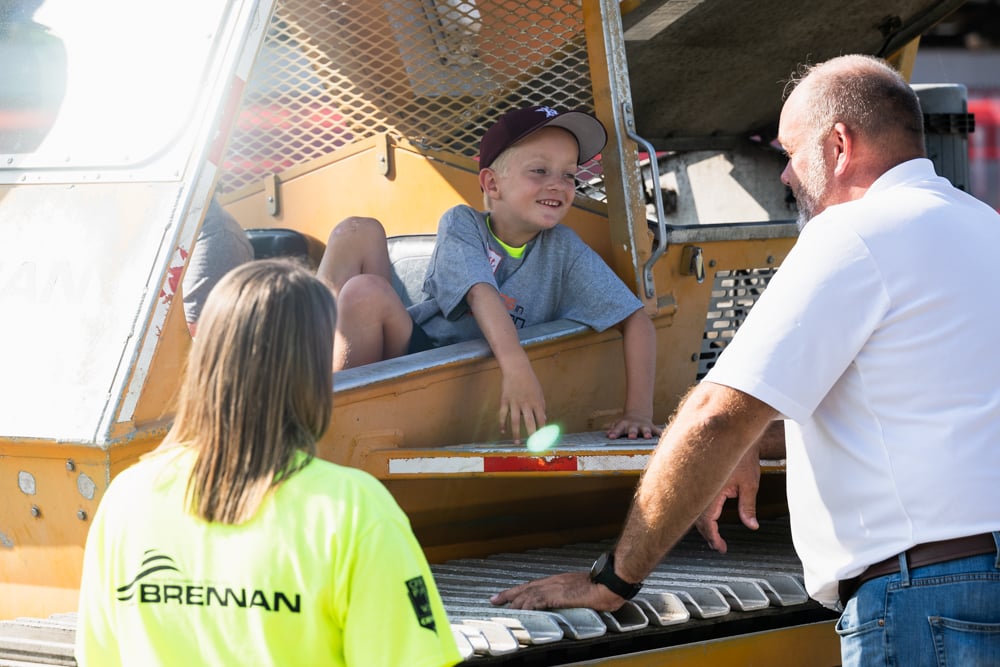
left=219, top=0, right=601, bottom=197
left=696, top=268, right=776, bottom=380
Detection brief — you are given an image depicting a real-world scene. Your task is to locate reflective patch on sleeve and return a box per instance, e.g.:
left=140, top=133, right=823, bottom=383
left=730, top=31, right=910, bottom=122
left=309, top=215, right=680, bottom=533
left=406, top=575, right=437, bottom=634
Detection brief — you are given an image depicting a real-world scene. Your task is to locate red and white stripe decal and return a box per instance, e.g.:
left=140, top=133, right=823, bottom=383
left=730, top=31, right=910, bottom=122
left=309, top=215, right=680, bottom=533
left=388, top=453, right=649, bottom=475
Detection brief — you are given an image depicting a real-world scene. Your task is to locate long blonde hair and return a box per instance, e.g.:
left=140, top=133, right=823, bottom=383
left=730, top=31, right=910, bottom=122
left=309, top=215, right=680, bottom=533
left=167, top=259, right=336, bottom=524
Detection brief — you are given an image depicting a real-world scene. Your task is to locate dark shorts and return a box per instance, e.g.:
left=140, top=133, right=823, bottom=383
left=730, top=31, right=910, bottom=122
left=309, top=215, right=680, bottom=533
left=407, top=320, right=436, bottom=354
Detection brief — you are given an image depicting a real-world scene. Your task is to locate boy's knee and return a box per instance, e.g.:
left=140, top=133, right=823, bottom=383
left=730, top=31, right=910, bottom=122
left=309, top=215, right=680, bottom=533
left=327, top=216, right=386, bottom=246
left=337, top=273, right=396, bottom=312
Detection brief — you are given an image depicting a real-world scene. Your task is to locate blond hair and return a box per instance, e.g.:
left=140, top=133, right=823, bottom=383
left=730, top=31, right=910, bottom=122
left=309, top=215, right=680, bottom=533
left=482, top=144, right=517, bottom=209
left=166, top=259, right=336, bottom=524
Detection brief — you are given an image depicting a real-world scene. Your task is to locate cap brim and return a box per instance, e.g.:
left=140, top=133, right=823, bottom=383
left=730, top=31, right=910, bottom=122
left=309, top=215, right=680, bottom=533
left=540, top=111, right=608, bottom=164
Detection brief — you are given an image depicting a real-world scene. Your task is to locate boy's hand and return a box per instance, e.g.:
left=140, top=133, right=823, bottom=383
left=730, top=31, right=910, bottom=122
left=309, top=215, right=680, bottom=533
left=462, top=283, right=547, bottom=444
left=499, top=364, right=546, bottom=444
left=616, top=310, right=659, bottom=441
left=606, top=412, right=662, bottom=440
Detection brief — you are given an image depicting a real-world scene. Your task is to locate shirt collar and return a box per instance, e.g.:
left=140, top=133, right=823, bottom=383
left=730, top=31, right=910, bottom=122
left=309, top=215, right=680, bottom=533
left=866, top=157, right=939, bottom=197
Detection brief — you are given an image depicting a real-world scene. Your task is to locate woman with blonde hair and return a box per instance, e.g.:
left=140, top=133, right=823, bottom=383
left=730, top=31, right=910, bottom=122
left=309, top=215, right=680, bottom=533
left=76, top=259, right=461, bottom=667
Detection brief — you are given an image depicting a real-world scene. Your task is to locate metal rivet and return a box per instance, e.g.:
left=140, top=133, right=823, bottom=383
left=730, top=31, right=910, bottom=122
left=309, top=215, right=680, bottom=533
left=66, top=460, right=76, bottom=472
left=708, top=259, right=717, bottom=267
left=77, top=510, right=88, bottom=521
left=690, top=353, right=698, bottom=362
left=30, top=505, right=41, bottom=517
left=766, top=256, right=775, bottom=264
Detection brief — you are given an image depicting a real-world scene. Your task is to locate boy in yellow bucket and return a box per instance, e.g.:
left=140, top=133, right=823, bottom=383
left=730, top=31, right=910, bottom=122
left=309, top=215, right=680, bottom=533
left=319, top=106, right=660, bottom=444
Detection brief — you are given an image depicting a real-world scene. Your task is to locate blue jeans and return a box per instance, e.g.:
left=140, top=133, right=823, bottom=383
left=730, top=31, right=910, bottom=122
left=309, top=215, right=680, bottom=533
left=836, top=532, right=1000, bottom=666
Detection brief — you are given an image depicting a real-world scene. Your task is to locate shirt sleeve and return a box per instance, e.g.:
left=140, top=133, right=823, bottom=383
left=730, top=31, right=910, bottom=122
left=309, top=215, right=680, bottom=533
left=342, top=492, right=461, bottom=667
left=552, top=229, right=643, bottom=331
left=421, top=206, right=497, bottom=320
left=705, top=220, right=890, bottom=422
left=181, top=200, right=254, bottom=324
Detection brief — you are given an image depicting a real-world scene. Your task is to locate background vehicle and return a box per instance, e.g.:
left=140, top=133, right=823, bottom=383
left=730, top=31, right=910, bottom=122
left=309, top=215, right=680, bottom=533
left=0, top=0, right=974, bottom=664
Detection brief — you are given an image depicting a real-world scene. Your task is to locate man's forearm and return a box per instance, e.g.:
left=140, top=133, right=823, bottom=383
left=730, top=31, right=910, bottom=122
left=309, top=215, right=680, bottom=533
left=612, top=383, right=777, bottom=583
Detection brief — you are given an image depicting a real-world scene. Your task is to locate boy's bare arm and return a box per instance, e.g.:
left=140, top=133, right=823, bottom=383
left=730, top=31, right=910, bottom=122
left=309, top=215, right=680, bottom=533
left=465, top=283, right=546, bottom=444
left=608, top=309, right=660, bottom=440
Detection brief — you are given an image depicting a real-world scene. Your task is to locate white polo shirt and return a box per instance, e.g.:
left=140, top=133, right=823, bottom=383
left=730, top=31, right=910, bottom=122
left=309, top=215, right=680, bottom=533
left=706, top=158, right=1000, bottom=607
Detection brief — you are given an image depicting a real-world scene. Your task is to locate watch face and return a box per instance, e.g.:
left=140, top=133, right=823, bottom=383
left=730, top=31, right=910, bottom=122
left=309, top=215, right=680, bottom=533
left=590, top=552, right=609, bottom=579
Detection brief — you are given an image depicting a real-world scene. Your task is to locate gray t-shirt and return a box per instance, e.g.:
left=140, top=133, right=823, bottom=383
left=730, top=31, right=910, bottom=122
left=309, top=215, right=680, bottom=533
left=182, top=197, right=254, bottom=325
left=407, top=205, right=642, bottom=347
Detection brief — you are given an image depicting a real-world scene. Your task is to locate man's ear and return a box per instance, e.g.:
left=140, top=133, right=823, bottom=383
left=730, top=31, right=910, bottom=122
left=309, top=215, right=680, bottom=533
left=831, top=121, right=852, bottom=177
left=479, top=168, right=500, bottom=199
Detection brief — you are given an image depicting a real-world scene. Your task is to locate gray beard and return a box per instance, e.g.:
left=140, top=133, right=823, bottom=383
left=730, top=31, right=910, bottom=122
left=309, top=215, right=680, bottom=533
left=796, top=209, right=811, bottom=232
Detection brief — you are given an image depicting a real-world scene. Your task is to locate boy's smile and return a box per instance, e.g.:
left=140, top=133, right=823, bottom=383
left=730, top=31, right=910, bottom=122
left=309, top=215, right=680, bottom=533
left=483, top=127, right=580, bottom=247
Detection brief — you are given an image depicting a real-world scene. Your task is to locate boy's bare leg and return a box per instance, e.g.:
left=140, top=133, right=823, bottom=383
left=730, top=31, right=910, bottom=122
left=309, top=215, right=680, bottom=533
left=317, top=216, right=393, bottom=297
left=333, top=274, right=413, bottom=370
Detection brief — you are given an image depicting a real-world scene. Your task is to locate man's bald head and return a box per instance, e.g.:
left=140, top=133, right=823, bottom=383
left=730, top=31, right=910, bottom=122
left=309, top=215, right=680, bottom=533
left=785, top=54, right=926, bottom=170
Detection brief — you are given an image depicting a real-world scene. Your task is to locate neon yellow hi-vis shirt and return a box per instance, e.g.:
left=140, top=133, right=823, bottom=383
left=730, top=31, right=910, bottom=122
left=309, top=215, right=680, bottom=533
left=75, top=446, right=461, bottom=667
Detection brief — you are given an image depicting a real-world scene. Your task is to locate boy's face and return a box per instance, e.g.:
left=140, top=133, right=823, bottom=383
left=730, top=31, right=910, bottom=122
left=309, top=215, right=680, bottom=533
left=481, top=127, right=579, bottom=244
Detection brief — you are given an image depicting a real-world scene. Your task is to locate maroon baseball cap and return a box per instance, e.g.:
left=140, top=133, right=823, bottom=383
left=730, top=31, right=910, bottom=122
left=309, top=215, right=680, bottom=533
left=478, top=105, right=608, bottom=169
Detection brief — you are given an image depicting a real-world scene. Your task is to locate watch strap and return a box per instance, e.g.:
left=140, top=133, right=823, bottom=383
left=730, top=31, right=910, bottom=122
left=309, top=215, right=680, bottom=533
left=590, top=551, right=642, bottom=600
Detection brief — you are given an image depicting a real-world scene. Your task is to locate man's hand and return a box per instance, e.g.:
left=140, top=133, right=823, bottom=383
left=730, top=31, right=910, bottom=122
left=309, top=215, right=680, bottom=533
left=490, top=572, right=626, bottom=611
left=606, top=412, right=662, bottom=440
left=694, top=444, right=761, bottom=553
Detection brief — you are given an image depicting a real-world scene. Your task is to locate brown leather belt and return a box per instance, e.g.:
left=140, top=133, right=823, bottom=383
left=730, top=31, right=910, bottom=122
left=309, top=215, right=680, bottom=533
left=838, top=532, right=997, bottom=606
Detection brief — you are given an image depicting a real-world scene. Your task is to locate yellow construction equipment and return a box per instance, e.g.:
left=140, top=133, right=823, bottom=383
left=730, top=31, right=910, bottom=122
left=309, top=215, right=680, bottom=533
left=0, top=0, right=970, bottom=663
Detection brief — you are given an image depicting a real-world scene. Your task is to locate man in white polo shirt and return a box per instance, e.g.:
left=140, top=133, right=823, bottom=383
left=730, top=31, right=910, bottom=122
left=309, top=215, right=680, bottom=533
left=492, top=54, right=1000, bottom=666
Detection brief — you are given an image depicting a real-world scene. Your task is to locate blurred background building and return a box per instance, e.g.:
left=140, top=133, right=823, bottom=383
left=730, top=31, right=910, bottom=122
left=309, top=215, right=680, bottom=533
left=915, top=0, right=1000, bottom=208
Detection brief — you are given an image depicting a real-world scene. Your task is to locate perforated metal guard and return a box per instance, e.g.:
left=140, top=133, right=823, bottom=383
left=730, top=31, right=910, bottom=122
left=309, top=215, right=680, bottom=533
left=219, top=0, right=603, bottom=198
left=697, top=268, right=776, bottom=380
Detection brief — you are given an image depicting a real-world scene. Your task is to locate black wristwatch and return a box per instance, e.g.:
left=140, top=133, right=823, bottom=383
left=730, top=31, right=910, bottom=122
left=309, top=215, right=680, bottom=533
left=589, top=551, right=642, bottom=600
